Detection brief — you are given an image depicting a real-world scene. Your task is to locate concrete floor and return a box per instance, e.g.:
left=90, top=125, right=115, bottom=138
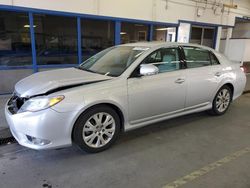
left=0, top=95, right=11, bottom=138
left=0, top=93, right=250, bottom=188
left=246, top=74, right=250, bottom=91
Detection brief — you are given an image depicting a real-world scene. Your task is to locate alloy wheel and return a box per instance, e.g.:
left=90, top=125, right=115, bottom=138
left=215, top=89, right=230, bottom=113
left=82, top=112, right=116, bottom=148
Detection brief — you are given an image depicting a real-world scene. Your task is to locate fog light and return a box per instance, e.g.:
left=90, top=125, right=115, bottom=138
left=26, top=135, right=51, bottom=146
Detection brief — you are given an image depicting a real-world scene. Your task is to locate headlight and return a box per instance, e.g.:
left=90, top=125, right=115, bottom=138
left=20, top=95, right=64, bottom=112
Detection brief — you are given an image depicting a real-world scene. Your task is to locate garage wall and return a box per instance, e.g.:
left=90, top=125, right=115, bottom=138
left=0, top=0, right=250, bottom=94
left=232, top=22, right=250, bottom=38
left=0, top=69, right=33, bottom=94
left=219, top=39, right=250, bottom=63
left=0, top=0, right=249, bottom=26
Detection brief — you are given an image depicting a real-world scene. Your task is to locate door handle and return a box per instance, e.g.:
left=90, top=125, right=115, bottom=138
left=175, top=78, right=185, bottom=84
left=215, top=72, right=222, bottom=77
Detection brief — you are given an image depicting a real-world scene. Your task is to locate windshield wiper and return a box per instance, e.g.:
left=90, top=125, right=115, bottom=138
left=75, top=66, right=97, bottom=74
left=75, top=66, right=116, bottom=77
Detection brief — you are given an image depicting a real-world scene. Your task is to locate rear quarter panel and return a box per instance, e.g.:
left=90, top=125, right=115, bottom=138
left=214, top=51, right=246, bottom=100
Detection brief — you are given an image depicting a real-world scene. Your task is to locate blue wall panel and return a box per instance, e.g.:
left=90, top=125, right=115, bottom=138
left=115, top=21, right=121, bottom=45
left=77, top=17, right=82, bottom=64
left=28, top=12, right=38, bottom=73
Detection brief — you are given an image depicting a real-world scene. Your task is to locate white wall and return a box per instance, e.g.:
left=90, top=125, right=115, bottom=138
left=0, top=0, right=249, bottom=26
left=220, top=39, right=250, bottom=63
left=177, top=23, right=191, bottom=43
left=243, top=40, right=250, bottom=61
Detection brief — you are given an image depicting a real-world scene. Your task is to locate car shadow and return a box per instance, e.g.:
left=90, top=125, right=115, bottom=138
left=118, top=111, right=209, bottom=143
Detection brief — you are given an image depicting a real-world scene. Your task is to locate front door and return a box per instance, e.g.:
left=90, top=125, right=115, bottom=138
left=127, top=47, right=187, bottom=124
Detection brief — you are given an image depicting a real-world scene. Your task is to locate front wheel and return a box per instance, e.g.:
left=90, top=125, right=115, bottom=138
left=209, top=85, right=232, bottom=115
left=73, top=105, right=121, bottom=153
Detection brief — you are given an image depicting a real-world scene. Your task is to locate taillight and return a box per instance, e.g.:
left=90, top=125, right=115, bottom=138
left=240, top=66, right=245, bottom=73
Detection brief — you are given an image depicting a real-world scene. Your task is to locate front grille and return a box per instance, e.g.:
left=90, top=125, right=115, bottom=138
left=7, top=93, right=27, bottom=114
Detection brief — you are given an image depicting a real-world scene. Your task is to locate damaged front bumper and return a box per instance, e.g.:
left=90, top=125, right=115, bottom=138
left=5, top=98, right=78, bottom=150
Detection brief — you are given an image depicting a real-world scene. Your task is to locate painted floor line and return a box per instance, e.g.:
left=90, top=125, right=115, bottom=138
left=162, top=147, right=250, bottom=188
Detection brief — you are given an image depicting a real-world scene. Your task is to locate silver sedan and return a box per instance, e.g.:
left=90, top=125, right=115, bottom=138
left=5, top=42, right=246, bottom=153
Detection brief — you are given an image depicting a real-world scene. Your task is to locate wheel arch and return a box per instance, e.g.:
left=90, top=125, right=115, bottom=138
left=223, top=83, right=234, bottom=101
left=214, top=82, right=234, bottom=102
left=71, top=102, right=125, bottom=142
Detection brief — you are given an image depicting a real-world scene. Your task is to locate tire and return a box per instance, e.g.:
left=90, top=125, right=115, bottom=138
left=209, top=85, right=232, bottom=116
left=72, top=105, right=121, bottom=153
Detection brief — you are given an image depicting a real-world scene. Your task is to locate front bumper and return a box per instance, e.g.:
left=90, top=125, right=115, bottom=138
left=5, top=102, right=78, bottom=150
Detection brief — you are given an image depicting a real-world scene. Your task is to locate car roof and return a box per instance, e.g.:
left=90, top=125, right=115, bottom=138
left=120, top=41, right=215, bottom=51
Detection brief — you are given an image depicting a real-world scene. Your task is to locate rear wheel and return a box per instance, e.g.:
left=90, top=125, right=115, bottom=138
left=73, top=105, right=121, bottom=153
left=209, top=85, right=232, bottom=115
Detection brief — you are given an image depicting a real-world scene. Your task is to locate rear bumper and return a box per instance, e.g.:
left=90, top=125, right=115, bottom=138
left=5, top=102, right=77, bottom=150
left=233, top=72, right=247, bottom=100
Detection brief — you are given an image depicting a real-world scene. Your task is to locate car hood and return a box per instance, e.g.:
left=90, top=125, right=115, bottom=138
left=15, top=68, right=112, bottom=97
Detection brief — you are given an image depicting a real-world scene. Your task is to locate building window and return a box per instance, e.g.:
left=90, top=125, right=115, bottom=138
left=81, top=19, right=114, bottom=61
left=33, top=14, right=78, bottom=65
left=190, top=27, right=202, bottom=45
left=0, top=11, right=32, bottom=66
left=153, top=26, right=176, bottom=42
left=203, top=28, right=215, bottom=47
left=190, top=26, right=215, bottom=48
left=121, top=22, right=149, bottom=44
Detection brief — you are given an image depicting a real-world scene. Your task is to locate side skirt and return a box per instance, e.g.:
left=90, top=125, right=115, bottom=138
left=124, top=103, right=212, bottom=132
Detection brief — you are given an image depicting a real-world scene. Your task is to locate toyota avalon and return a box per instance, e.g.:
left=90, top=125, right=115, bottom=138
left=5, top=42, right=246, bottom=153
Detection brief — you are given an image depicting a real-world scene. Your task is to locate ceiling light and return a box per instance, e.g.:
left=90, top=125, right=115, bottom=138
left=156, top=28, right=168, bottom=31
left=24, top=25, right=37, bottom=28
left=120, top=32, right=127, bottom=35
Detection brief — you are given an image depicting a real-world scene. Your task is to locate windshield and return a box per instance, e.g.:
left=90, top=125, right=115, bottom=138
left=78, top=46, right=148, bottom=76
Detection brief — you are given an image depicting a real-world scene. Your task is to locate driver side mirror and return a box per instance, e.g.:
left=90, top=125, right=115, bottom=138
left=140, top=64, right=159, bottom=76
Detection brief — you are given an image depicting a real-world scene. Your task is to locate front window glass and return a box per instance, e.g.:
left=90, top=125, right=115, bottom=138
left=183, top=47, right=211, bottom=68
left=143, top=48, right=180, bottom=73
left=79, top=46, right=148, bottom=76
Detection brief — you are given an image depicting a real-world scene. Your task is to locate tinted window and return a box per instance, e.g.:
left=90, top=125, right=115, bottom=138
left=33, top=14, right=78, bottom=65
left=183, top=47, right=211, bottom=68
left=143, top=48, right=180, bottom=73
left=190, top=27, right=215, bottom=48
left=203, top=28, right=215, bottom=48
left=81, top=19, right=114, bottom=61
left=0, top=11, right=32, bottom=66
left=121, top=22, right=149, bottom=44
left=190, top=27, right=202, bottom=45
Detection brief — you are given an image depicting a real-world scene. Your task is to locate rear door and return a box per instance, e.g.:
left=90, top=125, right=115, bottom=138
left=181, top=46, right=223, bottom=108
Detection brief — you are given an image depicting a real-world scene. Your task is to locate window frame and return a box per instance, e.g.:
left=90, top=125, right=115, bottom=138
left=129, top=46, right=185, bottom=78
left=180, top=46, right=220, bottom=69
left=209, top=51, right=220, bottom=65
